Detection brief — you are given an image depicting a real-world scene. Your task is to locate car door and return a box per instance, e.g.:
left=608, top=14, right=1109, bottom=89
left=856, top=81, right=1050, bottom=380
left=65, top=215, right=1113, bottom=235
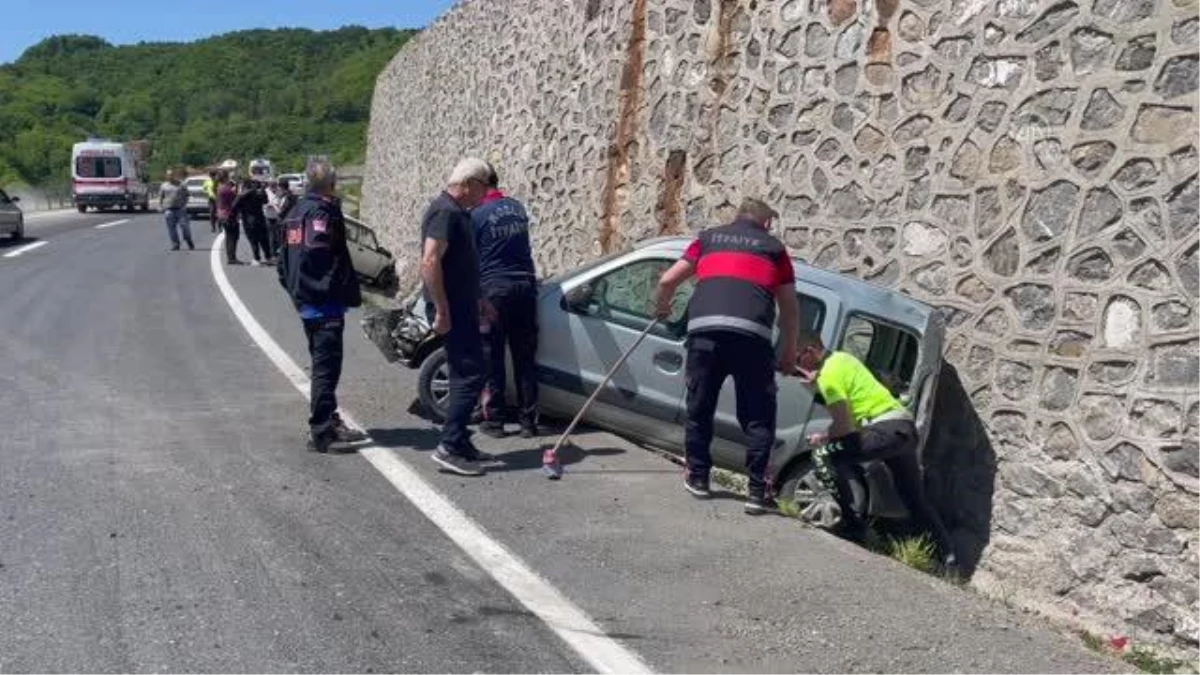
left=807, top=275, right=946, bottom=459
left=707, top=281, right=843, bottom=474
left=538, top=251, right=694, bottom=450
left=355, top=226, right=388, bottom=279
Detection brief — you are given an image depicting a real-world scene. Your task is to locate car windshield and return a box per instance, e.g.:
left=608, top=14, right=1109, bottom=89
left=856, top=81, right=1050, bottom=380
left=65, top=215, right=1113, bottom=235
left=76, top=155, right=122, bottom=178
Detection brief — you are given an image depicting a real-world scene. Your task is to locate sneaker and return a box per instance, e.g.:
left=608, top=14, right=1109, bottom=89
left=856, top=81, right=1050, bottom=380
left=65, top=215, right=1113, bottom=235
left=432, top=447, right=485, bottom=476
left=519, top=425, right=539, bottom=439
left=307, top=432, right=334, bottom=454
left=330, top=414, right=368, bottom=443
left=186, top=241, right=195, bottom=250
left=744, top=489, right=778, bottom=516
left=479, top=421, right=507, bottom=439
left=684, top=473, right=711, bottom=499
left=170, top=244, right=180, bottom=251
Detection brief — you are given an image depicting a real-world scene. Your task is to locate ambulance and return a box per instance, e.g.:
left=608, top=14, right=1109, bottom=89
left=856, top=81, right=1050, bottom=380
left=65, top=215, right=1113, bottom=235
left=71, top=138, right=151, bottom=213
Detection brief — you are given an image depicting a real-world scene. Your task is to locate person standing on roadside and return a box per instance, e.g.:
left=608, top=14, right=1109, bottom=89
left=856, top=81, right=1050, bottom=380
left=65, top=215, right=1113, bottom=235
left=654, top=198, right=800, bottom=515
left=277, top=160, right=367, bottom=453
left=421, top=157, right=496, bottom=476
left=158, top=169, right=194, bottom=251
left=204, top=170, right=219, bottom=233
left=234, top=179, right=271, bottom=265
left=270, top=177, right=298, bottom=259
left=473, top=164, right=540, bottom=440
left=216, top=171, right=242, bottom=265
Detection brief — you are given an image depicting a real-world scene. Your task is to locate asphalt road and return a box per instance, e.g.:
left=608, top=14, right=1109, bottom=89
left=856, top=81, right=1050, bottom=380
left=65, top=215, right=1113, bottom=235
left=0, top=209, right=1122, bottom=673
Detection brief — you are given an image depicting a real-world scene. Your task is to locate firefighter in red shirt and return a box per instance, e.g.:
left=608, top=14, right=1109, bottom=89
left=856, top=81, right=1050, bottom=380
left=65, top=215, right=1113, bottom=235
left=655, top=198, right=801, bottom=514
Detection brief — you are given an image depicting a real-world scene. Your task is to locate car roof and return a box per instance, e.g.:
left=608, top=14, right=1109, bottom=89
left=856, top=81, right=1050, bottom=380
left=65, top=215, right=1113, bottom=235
left=634, top=235, right=938, bottom=316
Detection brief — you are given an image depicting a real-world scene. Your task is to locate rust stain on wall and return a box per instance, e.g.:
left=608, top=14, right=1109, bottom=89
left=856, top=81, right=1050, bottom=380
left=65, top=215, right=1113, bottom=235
left=828, top=0, right=859, bottom=25
left=656, top=150, right=689, bottom=235
left=598, top=0, right=648, bottom=254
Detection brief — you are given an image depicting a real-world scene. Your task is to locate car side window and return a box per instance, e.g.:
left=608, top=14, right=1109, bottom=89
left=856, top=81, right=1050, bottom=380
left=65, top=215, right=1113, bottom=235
left=840, top=314, right=920, bottom=399
left=344, top=223, right=360, bottom=244
left=582, top=258, right=694, bottom=337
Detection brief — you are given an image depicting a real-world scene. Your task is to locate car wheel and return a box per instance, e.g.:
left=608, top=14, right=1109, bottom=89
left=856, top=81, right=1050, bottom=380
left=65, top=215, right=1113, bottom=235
left=374, top=266, right=396, bottom=289
left=777, top=456, right=867, bottom=531
left=77, top=204, right=87, bottom=214
left=13, top=222, right=23, bottom=241
left=417, top=347, right=450, bottom=424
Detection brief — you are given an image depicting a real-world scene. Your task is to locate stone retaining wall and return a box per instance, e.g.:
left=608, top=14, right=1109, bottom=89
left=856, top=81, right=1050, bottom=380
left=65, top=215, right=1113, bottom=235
left=363, top=0, right=1199, bottom=651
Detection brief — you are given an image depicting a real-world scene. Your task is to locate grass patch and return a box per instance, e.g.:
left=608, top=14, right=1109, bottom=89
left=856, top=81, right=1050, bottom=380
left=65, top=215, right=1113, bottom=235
left=1078, top=630, right=1196, bottom=674
left=776, top=498, right=801, bottom=519
left=886, top=534, right=937, bottom=574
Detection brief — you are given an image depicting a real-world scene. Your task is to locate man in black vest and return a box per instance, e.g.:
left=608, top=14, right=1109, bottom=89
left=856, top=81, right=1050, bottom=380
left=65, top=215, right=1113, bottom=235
left=277, top=159, right=367, bottom=453
left=655, top=198, right=801, bottom=515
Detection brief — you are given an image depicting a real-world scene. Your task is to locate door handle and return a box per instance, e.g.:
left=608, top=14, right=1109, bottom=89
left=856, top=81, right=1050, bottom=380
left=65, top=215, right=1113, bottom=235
left=653, top=351, right=684, bottom=373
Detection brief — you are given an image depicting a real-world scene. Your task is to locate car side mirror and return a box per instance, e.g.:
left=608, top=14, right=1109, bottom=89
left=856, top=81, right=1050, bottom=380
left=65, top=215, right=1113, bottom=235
left=563, top=283, right=595, bottom=313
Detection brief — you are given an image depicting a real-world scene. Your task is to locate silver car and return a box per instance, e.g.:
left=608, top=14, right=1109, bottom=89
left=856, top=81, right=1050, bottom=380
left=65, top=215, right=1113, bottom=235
left=366, top=236, right=945, bottom=529
left=344, top=216, right=396, bottom=287
left=0, top=189, right=24, bottom=240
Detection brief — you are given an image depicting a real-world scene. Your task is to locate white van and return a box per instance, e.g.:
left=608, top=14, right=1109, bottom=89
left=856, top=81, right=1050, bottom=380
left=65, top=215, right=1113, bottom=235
left=71, top=139, right=150, bottom=213
left=249, top=158, right=274, bottom=183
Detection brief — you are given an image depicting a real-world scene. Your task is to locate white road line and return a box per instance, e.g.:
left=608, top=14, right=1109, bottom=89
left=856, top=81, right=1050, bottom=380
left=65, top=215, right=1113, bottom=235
left=3, top=240, right=48, bottom=258
left=207, top=234, right=652, bottom=675
left=94, top=219, right=130, bottom=230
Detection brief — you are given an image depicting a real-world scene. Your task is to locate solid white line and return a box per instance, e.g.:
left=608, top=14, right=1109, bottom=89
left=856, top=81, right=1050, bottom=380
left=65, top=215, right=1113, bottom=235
left=3, top=240, right=48, bottom=258
left=94, top=219, right=130, bottom=230
left=207, top=234, right=652, bottom=675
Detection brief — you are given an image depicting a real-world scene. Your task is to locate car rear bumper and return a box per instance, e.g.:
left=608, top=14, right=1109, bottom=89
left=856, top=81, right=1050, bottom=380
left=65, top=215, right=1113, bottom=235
left=75, top=193, right=135, bottom=207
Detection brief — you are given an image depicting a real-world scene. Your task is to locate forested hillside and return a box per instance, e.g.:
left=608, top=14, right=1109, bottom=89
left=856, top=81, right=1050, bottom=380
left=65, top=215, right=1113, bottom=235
left=0, top=27, right=414, bottom=189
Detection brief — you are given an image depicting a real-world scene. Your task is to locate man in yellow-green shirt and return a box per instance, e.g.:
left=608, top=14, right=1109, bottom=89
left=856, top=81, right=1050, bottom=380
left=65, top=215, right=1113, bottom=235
left=203, top=171, right=218, bottom=233
left=797, top=329, right=957, bottom=571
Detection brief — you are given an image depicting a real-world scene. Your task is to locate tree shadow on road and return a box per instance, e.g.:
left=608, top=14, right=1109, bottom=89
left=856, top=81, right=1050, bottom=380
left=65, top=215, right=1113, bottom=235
left=921, top=363, right=997, bottom=577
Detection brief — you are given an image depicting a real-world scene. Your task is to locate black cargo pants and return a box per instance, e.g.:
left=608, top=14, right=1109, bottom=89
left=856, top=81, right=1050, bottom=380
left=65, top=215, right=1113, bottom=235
left=304, top=315, right=344, bottom=438
left=816, top=419, right=955, bottom=556
left=480, top=280, right=539, bottom=428
left=684, top=330, right=777, bottom=494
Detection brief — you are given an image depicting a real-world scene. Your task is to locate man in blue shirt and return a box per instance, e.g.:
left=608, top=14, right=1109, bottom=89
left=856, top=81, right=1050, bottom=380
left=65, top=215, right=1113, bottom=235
left=277, top=160, right=367, bottom=453
left=473, top=165, right=540, bottom=439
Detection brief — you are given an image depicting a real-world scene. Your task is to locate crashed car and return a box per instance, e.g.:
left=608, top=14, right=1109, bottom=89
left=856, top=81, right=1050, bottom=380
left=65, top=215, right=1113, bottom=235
left=363, top=236, right=946, bottom=530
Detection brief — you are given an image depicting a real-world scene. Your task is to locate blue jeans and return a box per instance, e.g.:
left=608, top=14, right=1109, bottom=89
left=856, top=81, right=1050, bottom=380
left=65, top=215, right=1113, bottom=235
left=428, top=302, right=485, bottom=455
left=165, top=208, right=192, bottom=247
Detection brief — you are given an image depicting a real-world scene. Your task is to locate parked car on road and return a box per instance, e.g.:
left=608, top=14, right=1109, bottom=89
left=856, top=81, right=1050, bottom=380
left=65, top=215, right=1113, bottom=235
left=183, top=176, right=209, bottom=218
left=363, top=236, right=946, bottom=530
left=0, top=189, right=24, bottom=240
left=345, top=216, right=395, bottom=288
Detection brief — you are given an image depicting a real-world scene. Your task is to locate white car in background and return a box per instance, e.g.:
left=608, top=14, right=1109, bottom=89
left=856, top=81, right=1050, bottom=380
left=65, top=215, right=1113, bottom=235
left=183, top=176, right=210, bottom=218
left=277, top=173, right=306, bottom=195
left=0, top=189, right=24, bottom=240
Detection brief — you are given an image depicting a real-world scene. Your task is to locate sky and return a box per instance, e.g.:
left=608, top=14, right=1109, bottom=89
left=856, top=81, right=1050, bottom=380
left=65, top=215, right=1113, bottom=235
left=1, top=0, right=457, bottom=63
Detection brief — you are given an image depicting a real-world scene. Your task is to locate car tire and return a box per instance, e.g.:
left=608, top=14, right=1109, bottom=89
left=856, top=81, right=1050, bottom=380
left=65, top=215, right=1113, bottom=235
left=374, top=266, right=396, bottom=289
left=417, top=347, right=451, bottom=424
left=76, top=204, right=87, bottom=214
left=777, top=456, right=868, bottom=531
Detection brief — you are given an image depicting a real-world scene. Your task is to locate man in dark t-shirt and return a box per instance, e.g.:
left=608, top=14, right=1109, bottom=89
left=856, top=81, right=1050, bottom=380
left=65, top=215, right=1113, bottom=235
left=420, top=157, right=495, bottom=476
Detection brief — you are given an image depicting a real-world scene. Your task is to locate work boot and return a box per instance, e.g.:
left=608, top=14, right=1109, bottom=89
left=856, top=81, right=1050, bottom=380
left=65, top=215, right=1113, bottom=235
left=478, top=421, right=507, bottom=439
left=684, top=471, right=711, bottom=499
left=432, top=446, right=484, bottom=476
left=744, top=486, right=778, bottom=516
